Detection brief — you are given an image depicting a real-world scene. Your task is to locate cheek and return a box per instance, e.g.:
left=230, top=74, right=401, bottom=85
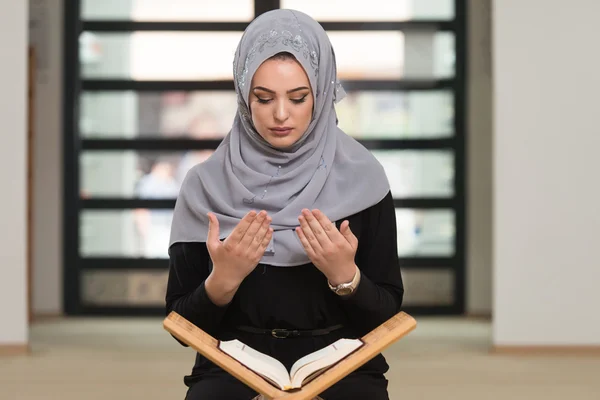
left=300, top=101, right=314, bottom=126
left=250, top=104, right=268, bottom=128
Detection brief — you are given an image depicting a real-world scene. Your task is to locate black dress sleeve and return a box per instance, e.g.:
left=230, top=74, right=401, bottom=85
left=336, top=191, right=404, bottom=335
left=165, top=242, right=229, bottom=343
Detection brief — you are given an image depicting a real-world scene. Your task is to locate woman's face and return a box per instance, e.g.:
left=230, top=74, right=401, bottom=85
left=249, top=57, right=314, bottom=149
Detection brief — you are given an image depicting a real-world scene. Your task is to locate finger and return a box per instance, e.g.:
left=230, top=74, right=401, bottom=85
left=340, top=220, right=358, bottom=249
left=298, top=214, right=323, bottom=253
left=311, top=209, right=342, bottom=242
left=240, top=210, right=267, bottom=248
left=254, top=227, right=274, bottom=261
left=296, top=227, right=317, bottom=260
left=249, top=214, right=272, bottom=251
left=206, top=213, right=220, bottom=248
left=301, top=209, right=331, bottom=247
left=228, top=210, right=257, bottom=243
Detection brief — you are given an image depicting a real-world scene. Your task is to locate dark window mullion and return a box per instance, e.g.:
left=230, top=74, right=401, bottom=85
left=82, top=199, right=176, bottom=209
left=79, top=257, right=455, bottom=270
left=255, top=0, right=280, bottom=17
left=81, top=79, right=455, bottom=91
left=82, top=21, right=250, bottom=31
left=452, top=0, right=467, bottom=313
left=64, top=0, right=82, bottom=315
left=81, top=258, right=169, bottom=270
left=393, top=198, right=457, bottom=209
left=80, top=198, right=457, bottom=210
left=321, top=21, right=456, bottom=31
left=81, top=138, right=222, bottom=151
left=359, top=138, right=456, bottom=150
left=82, top=80, right=234, bottom=91
left=80, top=138, right=456, bottom=151
left=81, top=20, right=457, bottom=32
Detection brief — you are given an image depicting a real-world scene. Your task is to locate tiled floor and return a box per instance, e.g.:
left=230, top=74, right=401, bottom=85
left=1, top=317, right=599, bottom=399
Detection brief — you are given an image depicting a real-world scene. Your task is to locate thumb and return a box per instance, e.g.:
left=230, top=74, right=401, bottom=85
left=340, top=220, right=358, bottom=248
left=207, top=213, right=220, bottom=247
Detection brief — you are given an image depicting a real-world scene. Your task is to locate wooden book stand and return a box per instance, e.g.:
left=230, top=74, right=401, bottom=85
left=163, top=311, right=416, bottom=400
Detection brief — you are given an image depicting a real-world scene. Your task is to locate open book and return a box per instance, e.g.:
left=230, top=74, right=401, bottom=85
left=163, top=311, right=416, bottom=400
left=219, top=338, right=363, bottom=391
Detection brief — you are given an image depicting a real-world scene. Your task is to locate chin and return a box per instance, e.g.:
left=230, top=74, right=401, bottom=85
left=268, top=137, right=298, bottom=149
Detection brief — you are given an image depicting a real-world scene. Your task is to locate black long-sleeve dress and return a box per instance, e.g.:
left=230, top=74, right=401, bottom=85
left=165, top=191, right=404, bottom=400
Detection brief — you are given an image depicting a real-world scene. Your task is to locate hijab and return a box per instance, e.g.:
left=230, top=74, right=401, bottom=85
left=169, top=9, right=390, bottom=266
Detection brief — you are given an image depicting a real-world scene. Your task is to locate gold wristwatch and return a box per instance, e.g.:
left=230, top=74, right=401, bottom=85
left=328, top=265, right=361, bottom=296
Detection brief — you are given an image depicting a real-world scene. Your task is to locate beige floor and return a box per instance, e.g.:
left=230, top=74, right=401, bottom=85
left=1, top=317, right=599, bottom=400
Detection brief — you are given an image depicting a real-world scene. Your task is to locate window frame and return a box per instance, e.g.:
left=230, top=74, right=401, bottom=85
left=63, top=0, right=467, bottom=316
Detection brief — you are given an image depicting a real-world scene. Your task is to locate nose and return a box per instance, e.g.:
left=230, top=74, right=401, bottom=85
left=273, top=99, right=290, bottom=123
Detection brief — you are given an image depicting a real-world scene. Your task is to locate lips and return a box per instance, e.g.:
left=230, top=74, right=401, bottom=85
left=269, top=127, right=293, bottom=136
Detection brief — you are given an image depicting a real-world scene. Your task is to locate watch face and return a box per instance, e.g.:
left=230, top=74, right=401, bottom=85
left=336, top=287, right=353, bottom=296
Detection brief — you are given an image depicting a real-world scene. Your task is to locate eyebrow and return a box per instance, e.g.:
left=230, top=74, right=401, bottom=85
left=252, top=86, right=310, bottom=94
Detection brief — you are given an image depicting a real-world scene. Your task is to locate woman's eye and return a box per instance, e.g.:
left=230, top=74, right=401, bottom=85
left=257, top=98, right=272, bottom=104
left=291, top=95, right=308, bottom=104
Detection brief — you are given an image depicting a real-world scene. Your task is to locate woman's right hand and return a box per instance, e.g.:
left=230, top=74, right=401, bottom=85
left=204, top=210, right=273, bottom=304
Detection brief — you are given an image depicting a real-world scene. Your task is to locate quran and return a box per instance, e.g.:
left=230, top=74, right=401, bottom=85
left=163, top=311, right=416, bottom=400
left=219, top=337, right=363, bottom=391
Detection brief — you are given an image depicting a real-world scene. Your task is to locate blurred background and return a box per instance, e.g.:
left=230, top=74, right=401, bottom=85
left=1, top=0, right=599, bottom=399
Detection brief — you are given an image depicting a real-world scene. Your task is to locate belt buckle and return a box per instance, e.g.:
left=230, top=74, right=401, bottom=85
left=271, top=329, right=290, bottom=339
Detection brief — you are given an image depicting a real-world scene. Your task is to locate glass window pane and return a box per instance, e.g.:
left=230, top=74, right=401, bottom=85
left=396, top=209, right=454, bottom=257
left=373, top=150, right=454, bottom=198
left=80, top=91, right=237, bottom=138
left=329, top=32, right=402, bottom=79
left=336, top=91, right=453, bottom=139
left=433, top=32, right=455, bottom=78
left=79, top=30, right=453, bottom=81
left=401, top=269, right=454, bottom=306
left=80, top=150, right=214, bottom=198
left=82, top=90, right=453, bottom=139
left=81, top=149, right=453, bottom=199
left=80, top=32, right=242, bottom=80
left=328, top=31, right=454, bottom=80
left=81, top=210, right=173, bottom=258
left=282, top=0, right=454, bottom=21
left=81, top=0, right=254, bottom=21
left=82, top=270, right=168, bottom=306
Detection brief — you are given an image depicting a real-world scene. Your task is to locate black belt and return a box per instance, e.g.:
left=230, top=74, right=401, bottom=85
left=235, top=324, right=344, bottom=339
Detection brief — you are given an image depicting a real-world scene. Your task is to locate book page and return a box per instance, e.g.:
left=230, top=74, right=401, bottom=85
left=289, top=338, right=363, bottom=388
left=219, top=339, right=292, bottom=390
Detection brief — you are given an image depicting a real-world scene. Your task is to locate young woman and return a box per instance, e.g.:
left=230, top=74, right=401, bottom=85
left=166, top=9, right=404, bottom=399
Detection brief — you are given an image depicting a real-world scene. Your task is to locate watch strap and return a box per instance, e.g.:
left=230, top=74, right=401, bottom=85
left=328, top=265, right=361, bottom=295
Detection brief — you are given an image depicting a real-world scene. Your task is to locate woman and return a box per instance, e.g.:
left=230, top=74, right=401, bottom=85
left=166, top=9, right=404, bottom=400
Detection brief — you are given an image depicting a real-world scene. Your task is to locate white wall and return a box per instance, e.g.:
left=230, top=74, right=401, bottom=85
left=30, top=0, right=63, bottom=315
left=0, top=0, right=29, bottom=345
left=493, top=0, right=600, bottom=345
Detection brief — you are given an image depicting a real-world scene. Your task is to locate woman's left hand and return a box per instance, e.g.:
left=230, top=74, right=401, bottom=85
left=296, top=209, right=358, bottom=286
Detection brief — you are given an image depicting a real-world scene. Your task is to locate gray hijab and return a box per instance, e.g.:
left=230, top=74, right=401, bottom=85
left=169, top=9, right=390, bottom=266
